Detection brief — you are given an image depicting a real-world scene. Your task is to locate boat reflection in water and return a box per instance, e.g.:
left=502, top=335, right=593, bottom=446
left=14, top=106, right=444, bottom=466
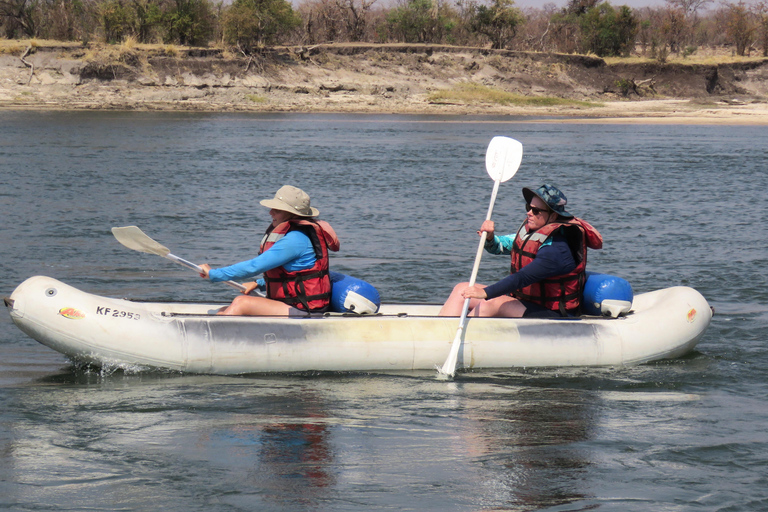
left=452, top=385, right=597, bottom=509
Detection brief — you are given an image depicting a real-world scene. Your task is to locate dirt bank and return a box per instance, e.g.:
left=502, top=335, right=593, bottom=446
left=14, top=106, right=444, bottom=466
left=2, top=42, right=768, bottom=123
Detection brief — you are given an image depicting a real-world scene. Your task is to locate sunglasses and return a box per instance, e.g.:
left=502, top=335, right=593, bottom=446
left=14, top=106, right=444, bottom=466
left=525, top=204, right=551, bottom=216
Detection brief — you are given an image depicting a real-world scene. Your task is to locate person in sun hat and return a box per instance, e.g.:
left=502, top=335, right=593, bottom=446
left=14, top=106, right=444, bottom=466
left=439, top=183, right=603, bottom=318
left=200, top=185, right=340, bottom=316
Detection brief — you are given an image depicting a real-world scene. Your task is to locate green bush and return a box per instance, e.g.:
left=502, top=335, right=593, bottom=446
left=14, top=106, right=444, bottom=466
left=579, top=2, right=637, bottom=57
left=222, top=0, right=300, bottom=50
left=162, top=0, right=215, bottom=46
left=386, top=0, right=456, bottom=43
left=470, top=0, right=524, bottom=50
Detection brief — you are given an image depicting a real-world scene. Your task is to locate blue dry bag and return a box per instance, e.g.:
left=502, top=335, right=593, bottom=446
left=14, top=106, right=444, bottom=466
left=329, top=272, right=381, bottom=314
left=582, top=271, right=633, bottom=317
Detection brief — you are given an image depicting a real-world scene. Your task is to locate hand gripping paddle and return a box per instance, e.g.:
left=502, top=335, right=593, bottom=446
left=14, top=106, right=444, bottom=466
left=437, top=136, right=523, bottom=378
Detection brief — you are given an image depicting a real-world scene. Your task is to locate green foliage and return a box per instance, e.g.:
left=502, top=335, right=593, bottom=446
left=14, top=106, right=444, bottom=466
left=132, top=0, right=163, bottom=43
left=470, top=0, right=524, bottom=50
left=614, top=77, right=633, bottom=95
left=99, top=0, right=134, bottom=43
left=428, top=82, right=602, bottom=107
left=222, top=0, right=300, bottom=50
left=579, top=2, right=637, bottom=57
left=162, top=0, right=214, bottom=46
left=98, top=0, right=207, bottom=45
left=386, top=0, right=456, bottom=44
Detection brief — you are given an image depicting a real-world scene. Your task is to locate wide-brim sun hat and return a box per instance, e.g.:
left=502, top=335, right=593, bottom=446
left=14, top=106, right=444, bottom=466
left=522, top=183, right=573, bottom=219
left=259, top=185, right=319, bottom=217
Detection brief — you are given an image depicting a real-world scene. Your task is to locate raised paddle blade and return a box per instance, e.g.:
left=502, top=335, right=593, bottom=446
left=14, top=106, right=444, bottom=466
left=111, top=226, right=171, bottom=257
left=485, top=136, right=523, bottom=183
left=437, top=136, right=524, bottom=379
left=112, top=226, right=251, bottom=294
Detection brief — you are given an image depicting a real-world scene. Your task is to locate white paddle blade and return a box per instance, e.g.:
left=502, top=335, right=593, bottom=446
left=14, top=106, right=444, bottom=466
left=437, top=330, right=462, bottom=377
left=485, top=136, right=523, bottom=183
left=111, top=226, right=171, bottom=257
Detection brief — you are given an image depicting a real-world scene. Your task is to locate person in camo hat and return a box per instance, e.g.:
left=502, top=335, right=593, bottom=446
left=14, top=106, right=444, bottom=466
left=200, top=185, right=340, bottom=316
left=439, top=183, right=603, bottom=318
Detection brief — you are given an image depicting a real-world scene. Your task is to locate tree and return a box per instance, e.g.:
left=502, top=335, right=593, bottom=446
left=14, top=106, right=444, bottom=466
left=564, top=0, right=598, bottom=16
left=131, top=0, right=162, bottom=43
left=299, top=0, right=343, bottom=43
left=223, top=0, right=301, bottom=49
left=386, top=0, right=455, bottom=43
left=162, top=0, right=214, bottom=45
left=753, top=1, right=768, bottom=56
left=723, top=1, right=755, bottom=56
left=99, top=0, right=134, bottom=42
left=664, top=0, right=712, bottom=18
left=0, top=0, right=40, bottom=37
left=664, top=0, right=712, bottom=48
left=579, top=2, right=637, bottom=57
left=547, top=0, right=600, bottom=54
left=37, top=0, right=92, bottom=41
left=336, top=0, right=376, bottom=41
left=659, top=6, right=686, bottom=53
left=470, top=0, right=524, bottom=50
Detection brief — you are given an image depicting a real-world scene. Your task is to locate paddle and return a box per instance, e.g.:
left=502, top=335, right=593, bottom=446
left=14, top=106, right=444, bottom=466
left=437, top=136, right=524, bottom=378
left=111, top=225, right=252, bottom=294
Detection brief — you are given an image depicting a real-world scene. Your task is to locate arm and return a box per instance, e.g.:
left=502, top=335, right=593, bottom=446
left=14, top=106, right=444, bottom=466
left=207, top=231, right=312, bottom=283
left=484, top=233, right=516, bottom=255
left=482, top=237, right=577, bottom=300
left=479, top=220, right=516, bottom=255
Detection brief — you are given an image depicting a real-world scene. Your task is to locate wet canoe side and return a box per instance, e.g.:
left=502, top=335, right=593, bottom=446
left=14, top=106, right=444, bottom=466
left=7, top=276, right=713, bottom=374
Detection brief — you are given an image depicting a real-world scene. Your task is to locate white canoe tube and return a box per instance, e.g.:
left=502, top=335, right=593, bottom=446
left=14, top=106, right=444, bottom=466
left=6, top=276, right=713, bottom=374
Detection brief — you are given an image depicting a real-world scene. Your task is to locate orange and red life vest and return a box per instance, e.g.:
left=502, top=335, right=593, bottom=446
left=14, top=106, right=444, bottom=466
left=260, top=219, right=340, bottom=312
left=510, top=218, right=602, bottom=314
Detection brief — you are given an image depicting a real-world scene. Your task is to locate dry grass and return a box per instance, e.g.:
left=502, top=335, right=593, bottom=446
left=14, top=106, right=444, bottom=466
left=0, top=38, right=193, bottom=55
left=428, top=82, right=602, bottom=108
left=605, top=45, right=768, bottom=65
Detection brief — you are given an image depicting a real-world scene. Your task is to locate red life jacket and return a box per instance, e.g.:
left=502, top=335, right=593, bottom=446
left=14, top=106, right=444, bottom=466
left=260, top=219, right=340, bottom=312
left=510, top=217, right=603, bottom=315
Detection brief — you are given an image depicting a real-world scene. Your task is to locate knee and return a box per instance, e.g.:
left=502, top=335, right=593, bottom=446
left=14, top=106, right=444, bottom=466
left=450, top=282, right=470, bottom=296
left=220, top=295, right=250, bottom=315
left=231, top=295, right=249, bottom=306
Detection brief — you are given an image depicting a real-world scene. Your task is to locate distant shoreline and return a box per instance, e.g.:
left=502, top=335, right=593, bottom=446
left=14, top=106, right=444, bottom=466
left=2, top=42, right=767, bottom=125
left=3, top=101, right=767, bottom=125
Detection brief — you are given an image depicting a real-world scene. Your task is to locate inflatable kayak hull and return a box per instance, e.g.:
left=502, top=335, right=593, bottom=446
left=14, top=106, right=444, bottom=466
left=5, top=276, right=713, bottom=374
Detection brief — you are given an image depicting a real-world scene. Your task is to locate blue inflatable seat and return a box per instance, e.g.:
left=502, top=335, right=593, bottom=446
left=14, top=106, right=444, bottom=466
left=329, top=271, right=381, bottom=314
left=582, top=271, right=633, bottom=317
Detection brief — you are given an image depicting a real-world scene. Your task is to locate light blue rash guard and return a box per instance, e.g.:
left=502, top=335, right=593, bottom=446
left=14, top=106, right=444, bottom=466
left=484, top=232, right=552, bottom=255
left=208, top=230, right=317, bottom=285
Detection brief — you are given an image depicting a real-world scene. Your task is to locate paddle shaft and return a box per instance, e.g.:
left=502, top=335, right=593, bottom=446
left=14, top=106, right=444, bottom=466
left=165, top=253, right=248, bottom=293
left=439, top=178, right=502, bottom=377
left=112, top=226, right=259, bottom=295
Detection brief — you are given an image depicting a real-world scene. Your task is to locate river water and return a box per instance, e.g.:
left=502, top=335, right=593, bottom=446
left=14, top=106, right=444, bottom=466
left=1, top=111, right=767, bottom=511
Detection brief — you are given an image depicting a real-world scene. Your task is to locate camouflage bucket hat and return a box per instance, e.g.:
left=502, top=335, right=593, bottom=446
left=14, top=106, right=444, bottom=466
left=522, top=183, right=573, bottom=219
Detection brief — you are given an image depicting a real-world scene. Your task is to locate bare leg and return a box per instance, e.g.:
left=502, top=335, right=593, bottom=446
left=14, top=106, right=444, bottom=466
left=217, top=295, right=296, bottom=316
left=470, top=296, right=527, bottom=318
left=438, top=282, right=486, bottom=317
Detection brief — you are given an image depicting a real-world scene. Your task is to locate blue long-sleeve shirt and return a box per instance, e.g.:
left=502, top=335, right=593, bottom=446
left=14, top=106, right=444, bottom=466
left=208, top=230, right=317, bottom=283
left=482, top=231, right=576, bottom=300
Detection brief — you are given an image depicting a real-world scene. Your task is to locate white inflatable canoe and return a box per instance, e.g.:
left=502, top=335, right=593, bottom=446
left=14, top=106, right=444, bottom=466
left=5, top=276, right=713, bottom=375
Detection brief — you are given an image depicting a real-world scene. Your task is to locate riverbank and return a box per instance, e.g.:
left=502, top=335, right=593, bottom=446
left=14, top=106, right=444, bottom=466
left=2, top=41, right=768, bottom=124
